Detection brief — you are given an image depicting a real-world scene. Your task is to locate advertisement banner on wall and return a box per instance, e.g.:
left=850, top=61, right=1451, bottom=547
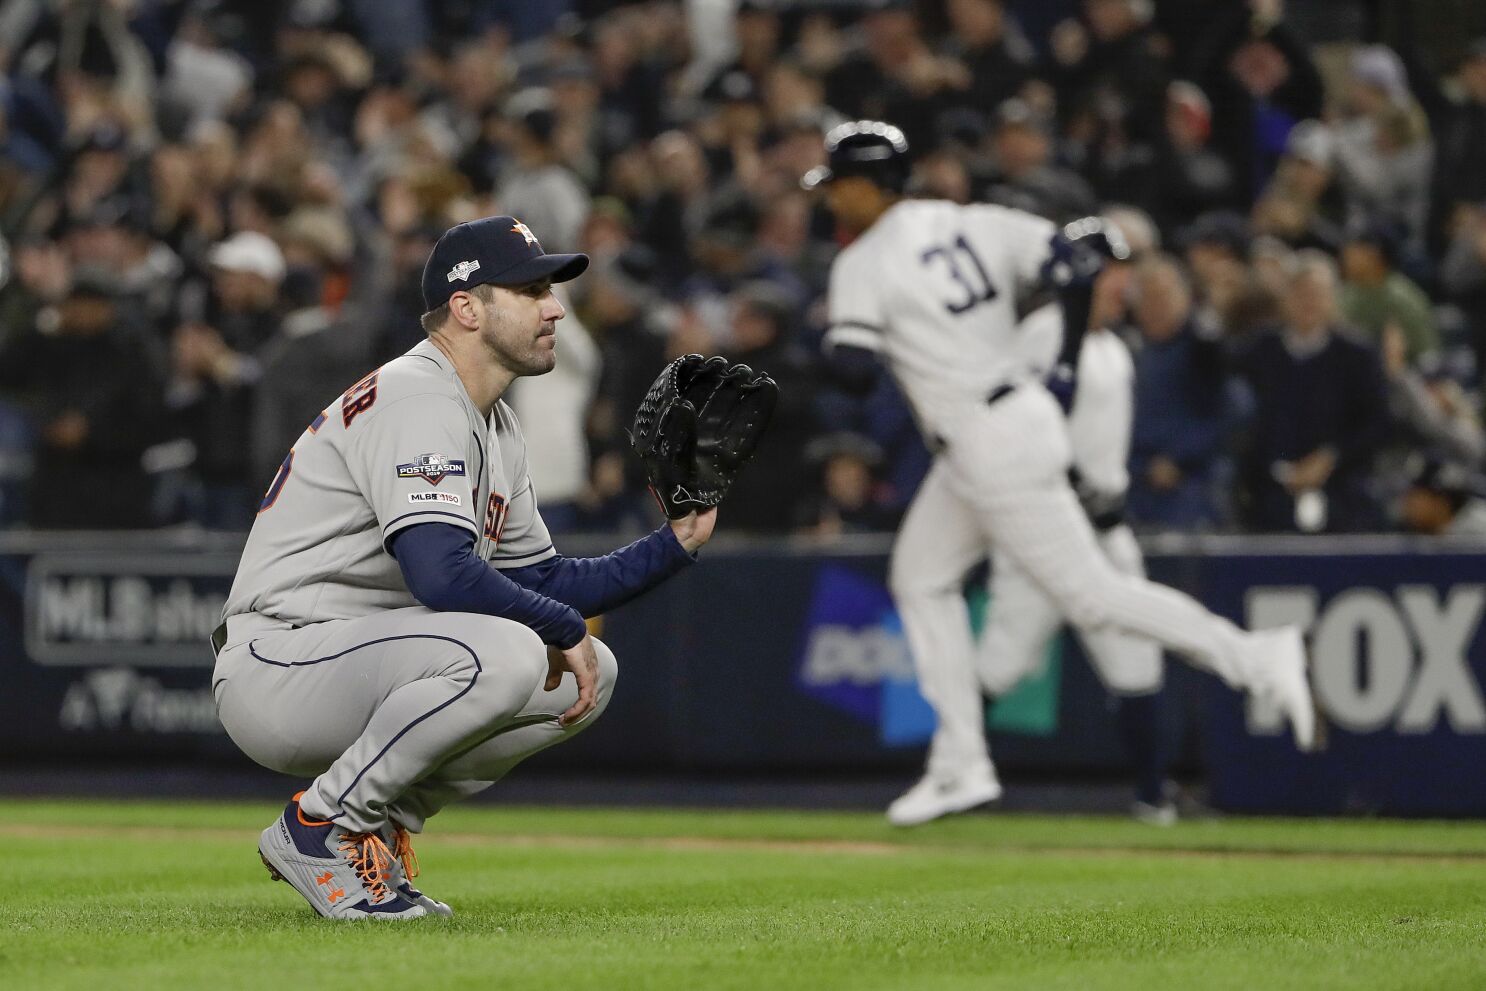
left=1197, top=547, right=1486, bottom=816
left=5, top=530, right=1486, bottom=817
left=0, top=535, right=241, bottom=760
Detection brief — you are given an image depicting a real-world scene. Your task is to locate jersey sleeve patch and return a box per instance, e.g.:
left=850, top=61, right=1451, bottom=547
left=396, top=453, right=468, bottom=486
left=408, top=491, right=463, bottom=506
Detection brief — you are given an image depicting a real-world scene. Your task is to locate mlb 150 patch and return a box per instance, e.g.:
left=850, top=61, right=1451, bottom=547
left=408, top=491, right=463, bottom=506
left=397, top=453, right=467, bottom=486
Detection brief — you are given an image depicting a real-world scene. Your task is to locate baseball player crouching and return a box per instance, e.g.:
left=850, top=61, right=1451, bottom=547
left=213, top=217, right=730, bottom=919
left=806, top=121, right=1315, bottom=829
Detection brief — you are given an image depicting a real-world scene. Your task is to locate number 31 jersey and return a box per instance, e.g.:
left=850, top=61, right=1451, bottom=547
left=823, top=199, right=1055, bottom=438
left=223, top=339, right=556, bottom=627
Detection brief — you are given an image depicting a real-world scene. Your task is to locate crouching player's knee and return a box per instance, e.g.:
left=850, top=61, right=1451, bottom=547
left=589, top=636, right=620, bottom=720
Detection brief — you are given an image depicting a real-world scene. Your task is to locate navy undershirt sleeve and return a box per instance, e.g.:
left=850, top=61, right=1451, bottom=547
left=501, top=524, right=696, bottom=617
left=390, top=523, right=588, bottom=649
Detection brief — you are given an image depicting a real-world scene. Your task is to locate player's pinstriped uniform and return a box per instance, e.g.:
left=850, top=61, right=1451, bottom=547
left=214, top=339, right=614, bottom=833
left=826, top=199, right=1282, bottom=784
left=977, top=304, right=1161, bottom=699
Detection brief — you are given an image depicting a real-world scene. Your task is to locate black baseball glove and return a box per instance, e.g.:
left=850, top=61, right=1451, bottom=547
left=629, top=354, right=778, bottom=518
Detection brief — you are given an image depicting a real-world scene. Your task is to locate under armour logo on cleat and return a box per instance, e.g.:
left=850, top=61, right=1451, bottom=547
left=316, top=873, right=347, bottom=902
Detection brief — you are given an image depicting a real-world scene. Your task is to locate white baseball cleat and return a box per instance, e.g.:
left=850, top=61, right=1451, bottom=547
left=1250, top=626, right=1317, bottom=751
left=886, top=765, right=1003, bottom=827
left=258, top=793, right=427, bottom=920
left=382, top=823, right=454, bottom=918
left=1131, top=800, right=1178, bottom=827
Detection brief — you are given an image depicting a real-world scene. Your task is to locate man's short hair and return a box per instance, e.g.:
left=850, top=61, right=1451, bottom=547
left=421, top=282, right=497, bottom=334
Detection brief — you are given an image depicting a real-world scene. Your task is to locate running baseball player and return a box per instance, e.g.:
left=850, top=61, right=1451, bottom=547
left=979, top=273, right=1174, bottom=825
left=212, top=216, right=770, bottom=919
left=804, top=121, right=1314, bottom=828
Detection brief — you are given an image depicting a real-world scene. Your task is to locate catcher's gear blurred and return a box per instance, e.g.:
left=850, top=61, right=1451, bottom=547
left=629, top=354, right=778, bottom=519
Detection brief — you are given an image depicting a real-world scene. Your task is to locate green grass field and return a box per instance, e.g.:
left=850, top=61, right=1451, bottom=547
left=7, top=799, right=1486, bottom=991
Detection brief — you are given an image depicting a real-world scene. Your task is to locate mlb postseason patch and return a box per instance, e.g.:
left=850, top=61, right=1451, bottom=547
left=408, top=491, right=463, bottom=506
left=396, top=453, right=467, bottom=486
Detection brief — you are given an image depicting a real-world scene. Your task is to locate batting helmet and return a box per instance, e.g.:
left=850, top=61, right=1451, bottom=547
left=800, top=120, right=910, bottom=194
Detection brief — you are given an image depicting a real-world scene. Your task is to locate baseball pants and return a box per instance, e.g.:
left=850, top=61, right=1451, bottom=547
left=212, top=607, right=617, bottom=833
left=890, top=383, right=1252, bottom=779
left=978, top=524, right=1162, bottom=699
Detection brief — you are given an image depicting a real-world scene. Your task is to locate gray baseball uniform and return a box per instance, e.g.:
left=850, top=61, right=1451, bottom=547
left=213, top=339, right=615, bottom=833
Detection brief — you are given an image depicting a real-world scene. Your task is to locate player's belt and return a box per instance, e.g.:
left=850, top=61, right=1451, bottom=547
left=211, top=622, right=228, bottom=658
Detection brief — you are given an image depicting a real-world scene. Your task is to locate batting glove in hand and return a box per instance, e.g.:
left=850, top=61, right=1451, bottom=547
left=1040, top=217, right=1131, bottom=291
left=629, top=354, right=778, bottom=518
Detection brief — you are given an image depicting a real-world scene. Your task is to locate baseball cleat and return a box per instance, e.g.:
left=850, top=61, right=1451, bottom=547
left=886, top=765, right=1003, bottom=827
left=382, top=823, right=454, bottom=918
left=1252, top=626, right=1317, bottom=751
left=1130, top=800, right=1178, bottom=827
left=258, top=793, right=427, bottom=920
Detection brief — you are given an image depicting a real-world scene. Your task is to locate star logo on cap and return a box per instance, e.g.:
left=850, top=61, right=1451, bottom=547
left=511, top=220, right=538, bottom=246
left=446, top=259, right=481, bottom=283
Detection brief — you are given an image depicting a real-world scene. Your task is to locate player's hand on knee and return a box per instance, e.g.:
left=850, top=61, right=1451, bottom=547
left=548, top=636, right=600, bottom=726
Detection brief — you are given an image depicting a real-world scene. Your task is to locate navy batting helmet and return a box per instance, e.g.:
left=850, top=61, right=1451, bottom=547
left=801, top=120, right=910, bottom=194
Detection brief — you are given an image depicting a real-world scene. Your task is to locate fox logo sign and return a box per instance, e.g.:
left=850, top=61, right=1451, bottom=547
left=1246, top=585, right=1486, bottom=736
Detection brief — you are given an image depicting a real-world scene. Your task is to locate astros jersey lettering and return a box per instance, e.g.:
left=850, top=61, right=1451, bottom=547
left=823, top=200, right=1055, bottom=435
left=223, top=339, right=554, bottom=625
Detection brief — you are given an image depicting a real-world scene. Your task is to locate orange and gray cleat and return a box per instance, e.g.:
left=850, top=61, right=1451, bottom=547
left=258, top=793, right=427, bottom=920
left=381, top=822, right=453, bottom=918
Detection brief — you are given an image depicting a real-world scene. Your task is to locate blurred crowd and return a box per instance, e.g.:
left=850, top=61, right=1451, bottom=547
left=3, top=0, right=1486, bottom=539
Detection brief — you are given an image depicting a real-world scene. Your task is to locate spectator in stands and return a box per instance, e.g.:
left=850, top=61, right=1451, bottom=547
left=1250, top=120, right=1343, bottom=254
left=167, top=231, right=287, bottom=529
left=1126, top=254, right=1235, bottom=530
left=494, top=91, right=591, bottom=255
left=941, top=0, right=1035, bottom=122
left=1430, top=39, right=1486, bottom=254
left=1331, top=46, right=1434, bottom=255
left=1196, top=0, right=1324, bottom=198
left=248, top=241, right=370, bottom=492
left=1339, top=221, right=1439, bottom=365
left=1400, top=459, right=1486, bottom=537
left=1440, top=201, right=1486, bottom=377
left=713, top=282, right=810, bottom=533
left=1144, top=81, right=1236, bottom=233
left=1378, top=325, right=1485, bottom=523
left=0, top=275, right=166, bottom=529
left=795, top=432, right=898, bottom=538
left=983, top=98, right=1098, bottom=221
left=825, top=0, right=965, bottom=151
left=1051, top=0, right=1167, bottom=147
left=1236, top=251, right=1388, bottom=533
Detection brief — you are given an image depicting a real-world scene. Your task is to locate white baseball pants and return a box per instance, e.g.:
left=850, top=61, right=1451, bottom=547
left=978, top=523, right=1163, bottom=698
left=890, top=384, right=1253, bottom=779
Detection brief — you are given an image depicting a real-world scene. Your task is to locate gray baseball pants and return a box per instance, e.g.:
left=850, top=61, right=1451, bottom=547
left=212, top=607, right=617, bottom=832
